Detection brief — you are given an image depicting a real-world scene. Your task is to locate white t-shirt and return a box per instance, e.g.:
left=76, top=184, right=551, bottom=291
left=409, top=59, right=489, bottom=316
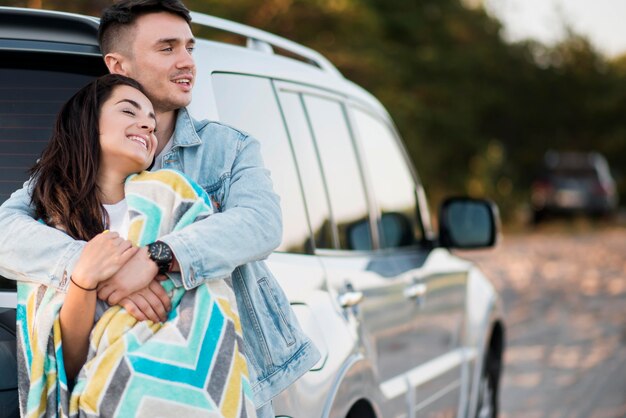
left=95, top=200, right=130, bottom=321
left=103, top=199, right=129, bottom=239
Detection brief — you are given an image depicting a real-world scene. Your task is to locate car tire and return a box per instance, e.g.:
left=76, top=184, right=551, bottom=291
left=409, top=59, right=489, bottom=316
left=475, top=360, right=498, bottom=418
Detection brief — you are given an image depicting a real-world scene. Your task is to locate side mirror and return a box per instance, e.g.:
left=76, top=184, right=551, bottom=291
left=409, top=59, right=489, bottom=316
left=438, top=197, right=500, bottom=249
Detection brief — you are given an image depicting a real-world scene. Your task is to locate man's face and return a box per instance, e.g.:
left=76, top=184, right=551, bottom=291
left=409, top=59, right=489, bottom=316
left=123, top=12, right=196, bottom=113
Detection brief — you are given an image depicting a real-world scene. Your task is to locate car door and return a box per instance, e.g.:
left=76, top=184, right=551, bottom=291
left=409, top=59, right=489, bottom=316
left=275, top=84, right=418, bottom=417
left=348, top=105, right=469, bottom=417
left=211, top=73, right=340, bottom=416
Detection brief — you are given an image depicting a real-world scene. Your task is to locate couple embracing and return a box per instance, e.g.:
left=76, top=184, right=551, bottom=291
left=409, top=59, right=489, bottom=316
left=0, top=1, right=319, bottom=417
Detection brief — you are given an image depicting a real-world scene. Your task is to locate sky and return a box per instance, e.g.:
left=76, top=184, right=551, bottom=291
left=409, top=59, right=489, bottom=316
left=483, top=0, right=626, bottom=58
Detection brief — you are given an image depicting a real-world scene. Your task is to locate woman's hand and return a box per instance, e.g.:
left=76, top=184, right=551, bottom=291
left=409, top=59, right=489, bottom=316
left=72, top=231, right=139, bottom=290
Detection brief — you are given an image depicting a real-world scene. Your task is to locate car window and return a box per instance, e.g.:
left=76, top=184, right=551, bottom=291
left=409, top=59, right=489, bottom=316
left=277, top=91, right=336, bottom=250
left=211, top=73, right=311, bottom=254
left=0, top=57, right=101, bottom=292
left=302, top=95, right=373, bottom=251
left=351, top=107, right=422, bottom=247
left=0, top=68, right=95, bottom=204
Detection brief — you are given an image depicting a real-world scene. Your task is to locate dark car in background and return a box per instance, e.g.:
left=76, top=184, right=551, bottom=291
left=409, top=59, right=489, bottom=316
left=531, top=151, right=618, bottom=222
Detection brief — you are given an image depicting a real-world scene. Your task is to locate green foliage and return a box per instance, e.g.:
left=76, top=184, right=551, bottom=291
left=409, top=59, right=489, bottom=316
left=2, top=0, right=625, bottom=220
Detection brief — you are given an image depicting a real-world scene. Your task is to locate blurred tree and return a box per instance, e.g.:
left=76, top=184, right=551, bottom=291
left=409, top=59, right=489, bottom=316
left=1, top=0, right=625, bottom=217
left=1, top=0, right=109, bottom=15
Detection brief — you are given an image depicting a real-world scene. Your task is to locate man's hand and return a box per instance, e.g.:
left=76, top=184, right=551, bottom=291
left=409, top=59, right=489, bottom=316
left=97, top=247, right=158, bottom=305
left=118, top=278, right=171, bottom=322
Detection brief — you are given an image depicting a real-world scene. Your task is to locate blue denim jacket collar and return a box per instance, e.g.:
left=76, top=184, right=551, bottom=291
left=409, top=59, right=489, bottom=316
left=171, top=108, right=204, bottom=148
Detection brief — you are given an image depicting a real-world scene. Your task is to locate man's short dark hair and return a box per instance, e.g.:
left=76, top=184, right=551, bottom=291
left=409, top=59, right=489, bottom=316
left=98, top=0, right=192, bottom=55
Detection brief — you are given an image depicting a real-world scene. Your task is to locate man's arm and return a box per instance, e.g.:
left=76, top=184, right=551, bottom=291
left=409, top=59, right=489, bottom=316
left=160, top=135, right=282, bottom=290
left=0, top=181, right=85, bottom=288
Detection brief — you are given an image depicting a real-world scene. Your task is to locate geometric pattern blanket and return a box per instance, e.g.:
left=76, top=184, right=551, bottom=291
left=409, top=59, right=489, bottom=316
left=17, top=169, right=256, bottom=418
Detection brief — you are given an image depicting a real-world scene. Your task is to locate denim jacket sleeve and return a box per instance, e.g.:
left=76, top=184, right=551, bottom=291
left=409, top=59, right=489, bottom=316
left=0, top=180, right=85, bottom=290
left=159, top=133, right=283, bottom=290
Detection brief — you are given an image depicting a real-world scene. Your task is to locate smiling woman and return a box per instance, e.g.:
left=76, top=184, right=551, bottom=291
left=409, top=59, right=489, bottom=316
left=26, top=75, right=155, bottom=379
left=17, top=74, right=258, bottom=417
left=98, top=85, right=158, bottom=203
left=29, top=75, right=152, bottom=240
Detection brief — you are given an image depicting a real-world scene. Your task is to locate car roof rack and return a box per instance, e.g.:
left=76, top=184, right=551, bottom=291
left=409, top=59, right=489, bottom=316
left=0, top=7, right=342, bottom=78
left=0, top=7, right=99, bottom=47
left=190, top=12, right=343, bottom=78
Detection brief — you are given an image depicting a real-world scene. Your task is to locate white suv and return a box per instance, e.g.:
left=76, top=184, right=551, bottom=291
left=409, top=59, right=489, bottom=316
left=0, top=7, right=505, bottom=418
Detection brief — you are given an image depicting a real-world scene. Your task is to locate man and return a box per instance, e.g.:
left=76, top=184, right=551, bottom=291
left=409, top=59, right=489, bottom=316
left=0, top=0, right=319, bottom=416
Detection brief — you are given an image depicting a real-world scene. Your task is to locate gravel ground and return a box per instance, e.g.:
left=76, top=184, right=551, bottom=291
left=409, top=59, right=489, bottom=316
left=459, top=224, right=626, bottom=418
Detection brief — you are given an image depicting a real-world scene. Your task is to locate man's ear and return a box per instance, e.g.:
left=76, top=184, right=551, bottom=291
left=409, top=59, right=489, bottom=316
left=104, top=52, right=129, bottom=75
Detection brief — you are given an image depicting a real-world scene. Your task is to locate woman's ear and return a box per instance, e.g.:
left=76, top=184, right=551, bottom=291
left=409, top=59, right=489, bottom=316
left=104, top=53, right=128, bottom=75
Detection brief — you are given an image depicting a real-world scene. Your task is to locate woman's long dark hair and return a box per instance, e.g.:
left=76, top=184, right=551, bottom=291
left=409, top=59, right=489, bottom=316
left=30, top=74, right=146, bottom=241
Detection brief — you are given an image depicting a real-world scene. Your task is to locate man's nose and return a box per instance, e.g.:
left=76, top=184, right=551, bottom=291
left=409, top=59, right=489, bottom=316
left=176, top=48, right=195, bottom=70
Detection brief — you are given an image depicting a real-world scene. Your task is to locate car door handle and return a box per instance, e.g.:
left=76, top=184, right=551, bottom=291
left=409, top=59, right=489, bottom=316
left=338, top=291, right=364, bottom=308
left=404, top=283, right=427, bottom=299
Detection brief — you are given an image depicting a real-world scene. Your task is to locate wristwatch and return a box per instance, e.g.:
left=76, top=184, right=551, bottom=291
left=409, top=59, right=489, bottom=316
left=147, top=241, right=173, bottom=274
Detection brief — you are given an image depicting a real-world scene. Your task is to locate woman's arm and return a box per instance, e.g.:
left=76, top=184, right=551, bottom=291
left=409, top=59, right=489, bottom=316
left=60, top=280, right=99, bottom=379
left=59, top=231, right=138, bottom=379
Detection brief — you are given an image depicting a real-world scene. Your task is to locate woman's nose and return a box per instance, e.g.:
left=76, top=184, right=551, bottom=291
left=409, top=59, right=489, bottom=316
left=138, top=120, right=155, bottom=133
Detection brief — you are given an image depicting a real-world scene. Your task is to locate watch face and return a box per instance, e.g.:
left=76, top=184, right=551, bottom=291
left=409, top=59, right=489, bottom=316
left=149, top=241, right=173, bottom=273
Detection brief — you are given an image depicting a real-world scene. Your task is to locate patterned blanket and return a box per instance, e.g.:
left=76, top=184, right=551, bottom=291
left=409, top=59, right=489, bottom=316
left=17, top=169, right=256, bottom=418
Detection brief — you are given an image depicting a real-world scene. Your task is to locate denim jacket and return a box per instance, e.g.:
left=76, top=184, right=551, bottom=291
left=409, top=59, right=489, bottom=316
left=0, top=108, right=320, bottom=407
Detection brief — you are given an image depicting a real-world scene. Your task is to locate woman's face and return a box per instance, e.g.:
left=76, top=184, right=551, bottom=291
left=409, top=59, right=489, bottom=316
left=99, top=85, right=158, bottom=176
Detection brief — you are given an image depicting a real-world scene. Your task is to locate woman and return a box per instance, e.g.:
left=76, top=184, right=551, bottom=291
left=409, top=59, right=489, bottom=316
left=17, top=74, right=256, bottom=418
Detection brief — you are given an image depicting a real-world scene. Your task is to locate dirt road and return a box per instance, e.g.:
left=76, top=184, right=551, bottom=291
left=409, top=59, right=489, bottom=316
left=460, top=226, right=626, bottom=418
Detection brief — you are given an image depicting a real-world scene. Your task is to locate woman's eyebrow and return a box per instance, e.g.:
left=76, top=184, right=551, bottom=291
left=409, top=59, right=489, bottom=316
left=116, top=98, right=140, bottom=108
left=116, top=99, right=157, bottom=123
